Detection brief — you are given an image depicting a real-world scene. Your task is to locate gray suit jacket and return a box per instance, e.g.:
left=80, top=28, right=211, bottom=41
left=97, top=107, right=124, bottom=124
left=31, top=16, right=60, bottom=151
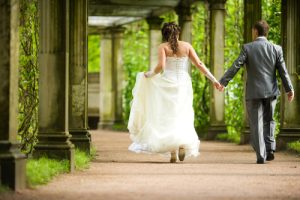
left=219, top=37, right=294, bottom=100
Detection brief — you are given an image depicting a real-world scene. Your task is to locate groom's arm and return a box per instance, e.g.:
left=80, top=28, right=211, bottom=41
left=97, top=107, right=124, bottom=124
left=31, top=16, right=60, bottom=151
left=219, top=45, right=247, bottom=87
left=275, top=45, right=294, bottom=93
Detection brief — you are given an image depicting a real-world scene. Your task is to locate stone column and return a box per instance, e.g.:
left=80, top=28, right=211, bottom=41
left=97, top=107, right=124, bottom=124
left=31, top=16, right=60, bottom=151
left=176, top=4, right=192, bottom=74
left=34, top=0, right=74, bottom=171
left=206, top=0, right=227, bottom=140
left=112, top=27, right=126, bottom=123
left=277, top=0, right=300, bottom=149
left=240, top=0, right=262, bottom=144
left=69, top=0, right=91, bottom=153
left=98, top=29, right=115, bottom=128
left=0, top=0, right=26, bottom=190
left=147, top=17, right=163, bottom=70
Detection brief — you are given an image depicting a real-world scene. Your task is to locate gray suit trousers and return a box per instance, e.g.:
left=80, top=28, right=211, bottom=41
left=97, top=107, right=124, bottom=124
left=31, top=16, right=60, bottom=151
left=246, top=97, right=277, bottom=161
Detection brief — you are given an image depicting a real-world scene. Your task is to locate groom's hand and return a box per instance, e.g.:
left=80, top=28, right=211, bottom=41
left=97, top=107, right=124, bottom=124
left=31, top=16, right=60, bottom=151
left=287, top=90, right=294, bottom=102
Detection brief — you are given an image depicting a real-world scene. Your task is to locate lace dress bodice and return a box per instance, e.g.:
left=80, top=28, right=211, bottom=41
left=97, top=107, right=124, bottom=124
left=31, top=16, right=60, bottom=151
left=162, top=57, right=190, bottom=82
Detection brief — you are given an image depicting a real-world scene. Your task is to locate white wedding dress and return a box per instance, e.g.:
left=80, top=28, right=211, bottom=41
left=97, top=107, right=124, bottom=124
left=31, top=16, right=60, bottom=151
left=128, top=56, right=200, bottom=158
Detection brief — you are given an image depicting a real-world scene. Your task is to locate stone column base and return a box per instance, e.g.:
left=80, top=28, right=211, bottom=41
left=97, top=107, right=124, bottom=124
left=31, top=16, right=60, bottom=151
left=0, top=141, right=26, bottom=190
left=240, top=127, right=251, bottom=144
left=33, top=132, right=75, bottom=172
left=98, top=121, right=114, bottom=129
left=277, top=128, right=300, bottom=150
left=206, top=125, right=227, bottom=140
left=69, top=129, right=91, bottom=154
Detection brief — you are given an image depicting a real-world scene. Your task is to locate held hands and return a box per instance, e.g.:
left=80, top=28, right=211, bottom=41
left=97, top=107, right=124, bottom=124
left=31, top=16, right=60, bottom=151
left=214, top=81, right=225, bottom=92
left=287, top=90, right=294, bottom=102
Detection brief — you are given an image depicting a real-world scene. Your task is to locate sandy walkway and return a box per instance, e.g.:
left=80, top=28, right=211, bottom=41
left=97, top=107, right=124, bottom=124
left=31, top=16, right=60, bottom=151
left=1, top=129, right=300, bottom=200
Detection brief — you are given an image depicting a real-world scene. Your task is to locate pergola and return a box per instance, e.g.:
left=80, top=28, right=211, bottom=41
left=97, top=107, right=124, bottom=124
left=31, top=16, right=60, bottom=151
left=0, top=0, right=299, bottom=191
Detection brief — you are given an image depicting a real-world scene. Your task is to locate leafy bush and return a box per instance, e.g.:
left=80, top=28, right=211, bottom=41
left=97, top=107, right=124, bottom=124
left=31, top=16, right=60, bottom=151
left=287, top=141, right=300, bottom=153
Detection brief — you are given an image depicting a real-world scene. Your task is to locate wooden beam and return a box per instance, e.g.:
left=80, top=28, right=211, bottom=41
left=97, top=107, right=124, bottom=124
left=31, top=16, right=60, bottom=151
left=89, top=5, right=155, bottom=17
left=89, top=0, right=180, bottom=7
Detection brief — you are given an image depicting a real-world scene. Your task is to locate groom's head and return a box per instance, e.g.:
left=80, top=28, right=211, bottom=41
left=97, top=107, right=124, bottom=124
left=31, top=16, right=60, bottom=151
left=252, top=20, right=269, bottom=40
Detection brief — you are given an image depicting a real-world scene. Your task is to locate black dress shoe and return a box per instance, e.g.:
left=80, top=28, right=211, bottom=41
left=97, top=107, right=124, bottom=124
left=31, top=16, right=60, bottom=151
left=256, top=159, right=265, bottom=164
left=266, top=151, right=275, bottom=161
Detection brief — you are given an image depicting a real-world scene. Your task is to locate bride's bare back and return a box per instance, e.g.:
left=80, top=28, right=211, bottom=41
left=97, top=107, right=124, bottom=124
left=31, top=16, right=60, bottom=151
left=162, top=41, right=190, bottom=58
left=153, top=40, right=207, bottom=75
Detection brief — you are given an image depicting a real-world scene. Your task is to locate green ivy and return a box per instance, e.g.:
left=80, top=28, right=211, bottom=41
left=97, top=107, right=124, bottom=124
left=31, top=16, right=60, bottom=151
left=18, top=0, right=39, bottom=154
left=88, top=35, right=101, bottom=72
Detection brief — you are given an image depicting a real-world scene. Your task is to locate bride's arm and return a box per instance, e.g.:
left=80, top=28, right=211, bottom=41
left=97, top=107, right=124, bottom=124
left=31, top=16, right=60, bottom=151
left=188, top=44, right=218, bottom=83
left=144, top=45, right=166, bottom=78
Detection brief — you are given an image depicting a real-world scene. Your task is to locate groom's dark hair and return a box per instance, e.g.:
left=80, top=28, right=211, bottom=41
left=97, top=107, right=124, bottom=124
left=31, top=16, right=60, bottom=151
left=253, top=20, right=269, bottom=37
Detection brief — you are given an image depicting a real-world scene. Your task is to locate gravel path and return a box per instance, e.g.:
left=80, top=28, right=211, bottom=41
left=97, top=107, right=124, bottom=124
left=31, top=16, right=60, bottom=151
left=1, top=129, right=300, bottom=200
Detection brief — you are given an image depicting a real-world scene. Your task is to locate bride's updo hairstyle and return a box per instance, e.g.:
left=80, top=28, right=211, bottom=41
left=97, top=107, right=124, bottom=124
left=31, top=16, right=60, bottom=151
left=162, top=22, right=181, bottom=54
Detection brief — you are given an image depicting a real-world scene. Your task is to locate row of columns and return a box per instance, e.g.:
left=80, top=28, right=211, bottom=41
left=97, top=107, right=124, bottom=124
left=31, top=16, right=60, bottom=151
left=241, top=0, right=300, bottom=147
left=97, top=0, right=228, bottom=138
left=98, top=0, right=300, bottom=146
left=1, top=0, right=299, bottom=191
left=0, top=0, right=92, bottom=189
left=278, top=0, right=300, bottom=147
left=98, top=27, right=125, bottom=128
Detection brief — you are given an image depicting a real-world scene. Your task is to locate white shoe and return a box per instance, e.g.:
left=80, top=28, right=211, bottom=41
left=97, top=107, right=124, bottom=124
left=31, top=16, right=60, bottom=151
left=178, top=147, right=185, bottom=161
left=170, top=151, right=177, bottom=163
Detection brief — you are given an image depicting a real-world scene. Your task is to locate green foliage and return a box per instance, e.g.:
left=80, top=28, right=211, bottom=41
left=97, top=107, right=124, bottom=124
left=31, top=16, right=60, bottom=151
left=262, top=0, right=281, bottom=44
left=160, top=10, right=178, bottom=23
left=191, top=3, right=210, bottom=135
left=88, top=35, right=101, bottom=72
left=224, top=0, right=244, bottom=137
left=26, top=157, right=69, bottom=187
left=123, top=21, right=149, bottom=122
left=216, top=132, right=241, bottom=144
left=18, top=0, right=39, bottom=154
left=287, top=140, right=300, bottom=154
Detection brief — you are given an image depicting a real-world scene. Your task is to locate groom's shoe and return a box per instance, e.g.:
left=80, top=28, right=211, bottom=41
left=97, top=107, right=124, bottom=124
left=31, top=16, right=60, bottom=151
left=266, top=151, right=275, bottom=161
left=256, top=159, right=265, bottom=164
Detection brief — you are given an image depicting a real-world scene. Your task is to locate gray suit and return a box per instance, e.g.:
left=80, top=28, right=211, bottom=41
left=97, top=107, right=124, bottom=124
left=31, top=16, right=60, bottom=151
left=219, top=37, right=293, bottom=161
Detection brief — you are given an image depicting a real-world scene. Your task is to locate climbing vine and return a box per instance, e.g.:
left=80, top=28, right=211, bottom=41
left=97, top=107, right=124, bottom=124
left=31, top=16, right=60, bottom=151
left=18, top=0, right=39, bottom=154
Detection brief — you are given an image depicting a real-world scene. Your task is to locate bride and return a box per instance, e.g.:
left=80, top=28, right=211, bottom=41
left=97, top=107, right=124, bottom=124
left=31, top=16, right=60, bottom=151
left=128, top=22, right=221, bottom=163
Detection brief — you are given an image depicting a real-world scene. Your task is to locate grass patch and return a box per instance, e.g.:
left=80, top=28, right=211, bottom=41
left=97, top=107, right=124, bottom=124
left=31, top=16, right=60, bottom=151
left=26, top=157, right=69, bottom=187
left=287, top=140, right=300, bottom=154
left=75, top=147, right=96, bottom=170
left=112, top=123, right=128, bottom=132
left=216, top=131, right=241, bottom=144
left=26, top=147, right=97, bottom=187
left=0, top=185, right=10, bottom=193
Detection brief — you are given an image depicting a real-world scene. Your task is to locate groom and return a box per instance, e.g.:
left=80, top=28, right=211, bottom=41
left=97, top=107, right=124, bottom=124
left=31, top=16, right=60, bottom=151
left=218, top=20, right=294, bottom=164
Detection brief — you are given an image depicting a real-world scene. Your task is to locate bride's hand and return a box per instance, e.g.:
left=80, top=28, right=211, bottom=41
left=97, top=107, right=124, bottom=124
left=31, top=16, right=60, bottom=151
left=144, top=71, right=155, bottom=78
left=214, top=81, right=224, bottom=92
